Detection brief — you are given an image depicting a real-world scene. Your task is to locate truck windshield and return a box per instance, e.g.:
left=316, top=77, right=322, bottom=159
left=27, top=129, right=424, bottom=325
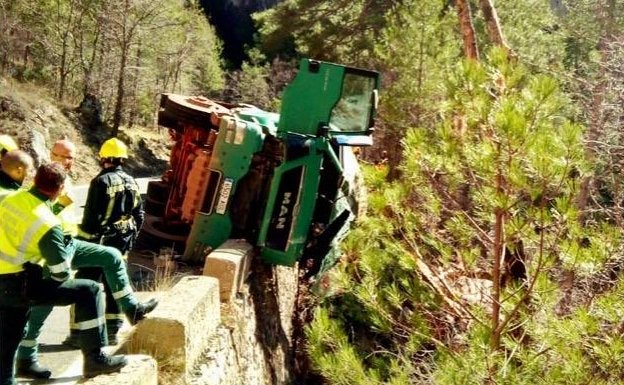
left=328, top=72, right=377, bottom=133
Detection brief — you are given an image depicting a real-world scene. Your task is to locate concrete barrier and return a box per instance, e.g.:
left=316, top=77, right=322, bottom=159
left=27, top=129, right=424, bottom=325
left=125, top=276, right=221, bottom=375
left=203, top=239, right=253, bottom=302
left=80, top=355, right=157, bottom=385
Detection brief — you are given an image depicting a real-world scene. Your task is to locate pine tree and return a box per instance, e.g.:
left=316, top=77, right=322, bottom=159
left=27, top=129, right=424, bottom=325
left=306, top=49, right=596, bottom=384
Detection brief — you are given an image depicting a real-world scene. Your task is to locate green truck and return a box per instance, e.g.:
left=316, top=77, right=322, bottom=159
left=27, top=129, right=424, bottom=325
left=142, top=58, right=379, bottom=277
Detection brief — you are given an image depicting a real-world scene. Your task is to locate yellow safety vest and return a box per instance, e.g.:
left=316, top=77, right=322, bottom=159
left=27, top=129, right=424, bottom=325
left=0, top=185, right=14, bottom=202
left=0, top=190, right=60, bottom=274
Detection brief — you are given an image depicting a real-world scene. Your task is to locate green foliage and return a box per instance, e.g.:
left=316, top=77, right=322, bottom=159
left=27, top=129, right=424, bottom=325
left=122, top=0, right=223, bottom=126
left=554, top=1, right=624, bottom=225
left=147, top=1, right=224, bottom=94
left=255, top=0, right=394, bottom=64
left=307, top=175, right=439, bottom=384
left=304, top=49, right=624, bottom=384
left=476, top=0, right=567, bottom=72
left=373, top=0, right=460, bottom=148
left=433, top=260, right=624, bottom=384
left=232, top=62, right=273, bottom=108
left=307, top=307, right=383, bottom=385
left=0, top=0, right=224, bottom=127
left=403, top=48, right=585, bottom=280
left=558, top=0, right=624, bottom=73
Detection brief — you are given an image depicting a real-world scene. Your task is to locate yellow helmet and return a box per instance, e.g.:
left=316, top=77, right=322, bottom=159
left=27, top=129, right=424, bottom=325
left=0, top=135, right=18, bottom=153
left=99, top=138, right=128, bottom=159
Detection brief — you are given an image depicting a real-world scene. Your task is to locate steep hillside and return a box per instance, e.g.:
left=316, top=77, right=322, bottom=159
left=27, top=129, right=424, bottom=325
left=0, top=77, right=170, bottom=183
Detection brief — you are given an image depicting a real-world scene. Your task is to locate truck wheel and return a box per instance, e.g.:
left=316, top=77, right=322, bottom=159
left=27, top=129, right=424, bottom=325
left=137, top=215, right=188, bottom=253
left=146, top=180, right=170, bottom=203
left=159, top=94, right=229, bottom=131
left=141, top=215, right=188, bottom=242
left=135, top=229, right=185, bottom=254
left=144, top=197, right=165, bottom=217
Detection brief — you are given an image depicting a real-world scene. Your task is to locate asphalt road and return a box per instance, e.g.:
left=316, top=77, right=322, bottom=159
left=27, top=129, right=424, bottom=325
left=17, top=295, right=150, bottom=385
left=13, top=178, right=159, bottom=384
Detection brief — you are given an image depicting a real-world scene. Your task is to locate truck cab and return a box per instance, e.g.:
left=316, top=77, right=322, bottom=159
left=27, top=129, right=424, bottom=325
left=146, top=59, right=379, bottom=273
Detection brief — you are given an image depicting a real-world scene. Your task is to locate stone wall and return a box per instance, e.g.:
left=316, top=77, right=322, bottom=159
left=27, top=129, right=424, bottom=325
left=188, top=264, right=299, bottom=385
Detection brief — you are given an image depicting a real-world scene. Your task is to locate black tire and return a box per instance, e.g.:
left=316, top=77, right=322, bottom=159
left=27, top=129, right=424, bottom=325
left=146, top=180, right=170, bottom=203
left=134, top=229, right=185, bottom=254
left=141, top=215, right=188, bottom=242
left=136, top=215, right=188, bottom=253
left=144, top=197, right=165, bottom=217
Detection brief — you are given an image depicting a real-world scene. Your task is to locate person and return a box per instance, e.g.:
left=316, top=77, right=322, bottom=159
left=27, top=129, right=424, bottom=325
left=69, top=137, right=145, bottom=346
left=0, top=150, right=32, bottom=198
left=13, top=140, right=157, bottom=379
left=13, top=140, right=78, bottom=378
left=0, top=163, right=128, bottom=385
left=0, top=135, right=18, bottom=157
left=49, top=139, right=80, bottom=236
left=78, top=137, right=144, bottom=253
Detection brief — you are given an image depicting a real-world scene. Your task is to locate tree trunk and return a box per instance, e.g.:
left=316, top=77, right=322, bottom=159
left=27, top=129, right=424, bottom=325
left=490, top=206, right=503, bottom=350
left=490, top=142, right=505, bottom=351
left=56, top=0, right=77, bottom=101
left=455, top=0, right=479, bottom=60
left=58, top=43, right=68, bottom=100
left=112, top=42, right=128, bottom=136
left=477, top=0, right=511, bottom=53
left=79, top=11, right=101, bottom=96
left=129, top=37, right=142, bottom=127
left=575, top=0, right=616, bottom=219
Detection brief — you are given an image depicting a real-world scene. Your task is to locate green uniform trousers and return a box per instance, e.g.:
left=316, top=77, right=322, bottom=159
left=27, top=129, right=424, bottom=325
left=0, top=273, right=105, bottom=385
left=16, top=239, right=138, bottom=361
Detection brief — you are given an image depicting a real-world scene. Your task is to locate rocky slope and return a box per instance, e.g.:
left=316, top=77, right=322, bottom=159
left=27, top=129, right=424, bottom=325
left=0, top=77, right=169, bottom=183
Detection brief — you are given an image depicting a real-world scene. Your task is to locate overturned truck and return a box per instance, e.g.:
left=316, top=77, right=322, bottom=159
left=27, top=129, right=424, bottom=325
left=140, top=59, right=380, bottom=282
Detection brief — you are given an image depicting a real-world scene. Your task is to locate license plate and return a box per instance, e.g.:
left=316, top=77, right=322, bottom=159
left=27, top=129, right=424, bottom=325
left=215, top=178, right=233, bottom=214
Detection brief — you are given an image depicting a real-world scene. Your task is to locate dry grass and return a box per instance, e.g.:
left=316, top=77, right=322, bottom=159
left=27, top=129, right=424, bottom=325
left=158, top=359, right=187, bottom=385
left=152, top=248, right=179, bottom=292
left=129, top=247, right=194, bottom=292
left=122, top=332, right=187, bottom=385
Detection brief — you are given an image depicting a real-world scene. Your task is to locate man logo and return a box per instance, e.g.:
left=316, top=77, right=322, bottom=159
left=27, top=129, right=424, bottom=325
left=276, top=192, right=292, bottom=229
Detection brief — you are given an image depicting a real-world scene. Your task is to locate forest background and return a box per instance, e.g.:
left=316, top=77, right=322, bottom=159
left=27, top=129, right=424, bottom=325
left=2, top=0, right=624, bottom=384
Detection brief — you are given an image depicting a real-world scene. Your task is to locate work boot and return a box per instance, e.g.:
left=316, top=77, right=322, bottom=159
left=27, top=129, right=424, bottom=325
left=83, top=350, right=128, bottom=378
left=106, top=320, right=122, bottom=346
left=16, top=359, right=52, bottom=379
left=127, top=298, right=158, bottom=325
left=107, top=332, right=119, bottom=346
left=61, top=331, right=81, bottom=349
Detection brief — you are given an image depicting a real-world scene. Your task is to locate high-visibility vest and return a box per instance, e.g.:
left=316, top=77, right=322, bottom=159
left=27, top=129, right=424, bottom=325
left=0, top=190, right=60, bottom=274
left=0, top=185, right=14, bottom=202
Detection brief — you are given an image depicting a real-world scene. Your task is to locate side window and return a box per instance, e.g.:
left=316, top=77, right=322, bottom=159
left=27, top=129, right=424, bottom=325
left=328, top=73, right=377, bottom=133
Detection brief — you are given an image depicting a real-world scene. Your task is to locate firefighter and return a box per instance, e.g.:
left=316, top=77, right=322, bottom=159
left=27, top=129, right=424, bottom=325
left=78, top=137, right=144, bottom=253
left=0, top=134, right=18, bottom=157
left=0, top=163, right=128, bottom=385
left=69, top=137, right=145, bottom=345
